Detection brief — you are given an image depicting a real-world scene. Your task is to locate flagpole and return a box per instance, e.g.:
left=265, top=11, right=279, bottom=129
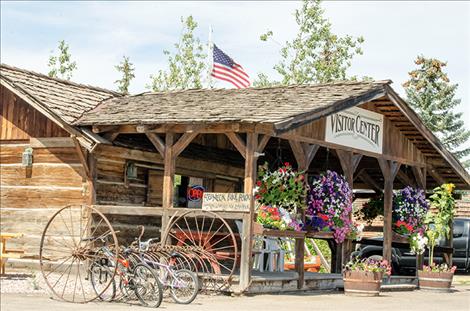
left=207, top=25, right=214, bottom=89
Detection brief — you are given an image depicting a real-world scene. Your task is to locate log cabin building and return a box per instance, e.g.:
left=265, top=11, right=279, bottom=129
left=0, top=64, right=119, bottom=258
left=1, top=63, right=470, bottom=292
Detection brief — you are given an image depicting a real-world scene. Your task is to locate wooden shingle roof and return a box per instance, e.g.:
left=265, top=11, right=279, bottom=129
left=1, top=64, right=119, bottom=124
left=75, top=81, right=390, bottom=132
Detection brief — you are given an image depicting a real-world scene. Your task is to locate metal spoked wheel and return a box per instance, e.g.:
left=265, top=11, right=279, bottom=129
left=39, top=205, right=119, bottom=303
left=89, top=262, right=116, bottom=301
left=161, top=210, right=238, bottom=291
left=170, top=269, right=199, bottom=304
left=133, top=263, right=164, bottom=308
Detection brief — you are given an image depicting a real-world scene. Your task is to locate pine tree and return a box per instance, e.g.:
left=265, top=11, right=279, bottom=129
left=148, top=16, right=207, bottom=91
left=115, top=56, right=135, bottom=94
left=403, top=55, right=470, bottom=164
left=256, top=0, right=364, bottom=86
left=48, top=40, right=77, bottom=80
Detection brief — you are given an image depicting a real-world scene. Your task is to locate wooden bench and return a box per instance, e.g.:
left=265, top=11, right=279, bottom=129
left=1, top=233, right=25, bottom=275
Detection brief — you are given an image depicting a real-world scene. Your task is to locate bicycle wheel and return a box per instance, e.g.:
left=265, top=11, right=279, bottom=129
left=133, top=264, right=163, bottom=308
left=170, top=269, right=199, bottom=304
left=89, top=262, right=116, bottom=302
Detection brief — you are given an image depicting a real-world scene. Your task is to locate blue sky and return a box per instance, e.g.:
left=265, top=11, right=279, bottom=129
left=1, top=1, right=469, bottom=153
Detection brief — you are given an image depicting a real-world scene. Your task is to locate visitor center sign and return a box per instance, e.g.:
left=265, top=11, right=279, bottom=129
left=325, top=107, right=384, bottom=154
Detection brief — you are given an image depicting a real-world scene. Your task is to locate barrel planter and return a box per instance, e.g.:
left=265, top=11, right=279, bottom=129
left=343, top=270, right=383, bottom=296
left=418, top=270, right=454, bottom=291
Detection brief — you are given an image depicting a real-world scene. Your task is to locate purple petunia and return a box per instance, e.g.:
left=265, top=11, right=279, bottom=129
left=307, top=170, right=353, bottom=243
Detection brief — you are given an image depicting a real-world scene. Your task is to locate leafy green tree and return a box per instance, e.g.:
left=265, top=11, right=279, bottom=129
left=252, top=73, right=279, bottom=87
left=148, top=16, right=207, bottom=91
left=403, top=55, right=470, bottom=163
left=257, top=0, right=364, bottom=86
left=48, top=40, right=77, bottom=80
left=115, top=56, right=135, bottom=94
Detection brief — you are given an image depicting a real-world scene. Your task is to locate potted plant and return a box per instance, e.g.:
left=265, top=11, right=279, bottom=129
left=343, top=257, right=391, bottom=296
left=255, top=162, right=306, bottom=232
left=418, top=183, right=457, bottom=291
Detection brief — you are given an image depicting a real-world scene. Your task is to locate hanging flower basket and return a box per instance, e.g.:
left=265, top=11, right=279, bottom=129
left=306, top=170, right=354, bottom=243
left=392, top=186, right=429, bottom=234
left=255, top=162, right=306, bottom=232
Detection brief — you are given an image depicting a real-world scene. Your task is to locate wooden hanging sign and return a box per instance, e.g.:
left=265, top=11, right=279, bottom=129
left=202, top=192, right=251, bottom=212
left=325, top=106, right=384, bottom=154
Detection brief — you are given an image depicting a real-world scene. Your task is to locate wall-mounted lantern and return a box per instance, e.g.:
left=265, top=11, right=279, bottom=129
left=22, top=147, right=33, bottom=167
left=126, top=161, right=138, bottom=180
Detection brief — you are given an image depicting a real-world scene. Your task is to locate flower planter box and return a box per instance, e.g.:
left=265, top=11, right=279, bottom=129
left=418, top=270, right=454, bottom=292
left=343, top=270, right=383, bottom=296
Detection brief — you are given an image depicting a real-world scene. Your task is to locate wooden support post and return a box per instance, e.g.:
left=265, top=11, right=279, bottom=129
left=289, top=140, right=318, bottom=288
left=149, top=131, right=197, bottom=240
left=87, top=153, right=97, bottom=206
left=295, top=238, right=305, bottom=289
left=378, top=159, right=401, bottom=265
left=161, top=133, right=175, bottom=239
left=336, top=150, right=363, bottom=268
left=443, top=221, right=453, bottom=266
left=239, top=133, right=258, bottom=293
left=71, top=135, right=90, bottom=179
left=289, top=141, right=319, bottom=172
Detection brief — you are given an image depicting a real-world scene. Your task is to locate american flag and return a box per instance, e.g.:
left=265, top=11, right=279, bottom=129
left=211, top=44, right=250, bottom=89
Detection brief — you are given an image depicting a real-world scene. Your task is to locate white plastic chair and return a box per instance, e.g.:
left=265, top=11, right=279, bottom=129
left=264, top=237, right=285, bottom=272
left=235, top=221, right=286, bottom=272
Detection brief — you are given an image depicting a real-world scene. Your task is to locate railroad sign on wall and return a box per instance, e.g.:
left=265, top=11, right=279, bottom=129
left=202, top=193, right=251, bottom=212
left=325, top=106, right=384, bottom=154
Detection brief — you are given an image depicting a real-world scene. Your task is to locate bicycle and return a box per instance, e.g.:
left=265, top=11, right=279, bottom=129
left=87, top=230, right=164, bottom=308
left=133, top=226, right=199, bottom=304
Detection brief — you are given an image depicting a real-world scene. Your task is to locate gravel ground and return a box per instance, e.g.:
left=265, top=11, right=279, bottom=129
left=0, top=272, right=48, bottom=294
left=2, top=286, right=470, bottom=311
left=2, top=270, right=470, bottom=311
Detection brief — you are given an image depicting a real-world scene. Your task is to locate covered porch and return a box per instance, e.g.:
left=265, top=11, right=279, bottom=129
left=74, top=81, right=470, bottom=293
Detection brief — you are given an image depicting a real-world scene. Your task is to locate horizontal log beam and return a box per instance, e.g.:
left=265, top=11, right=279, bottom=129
left=88, top=123, right=275, bottom=135
left=92, top=205, right=248, bottom=220
left=92, top=125, right=119, bottom=133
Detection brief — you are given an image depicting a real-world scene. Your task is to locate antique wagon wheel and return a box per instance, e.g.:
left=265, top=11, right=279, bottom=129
left=39, top=205, right=119, bottom=303
left=161, top=210, right=238, bottom=291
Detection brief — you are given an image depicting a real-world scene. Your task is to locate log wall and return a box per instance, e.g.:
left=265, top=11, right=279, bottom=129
left=0, top=87, right=87, bottom=258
